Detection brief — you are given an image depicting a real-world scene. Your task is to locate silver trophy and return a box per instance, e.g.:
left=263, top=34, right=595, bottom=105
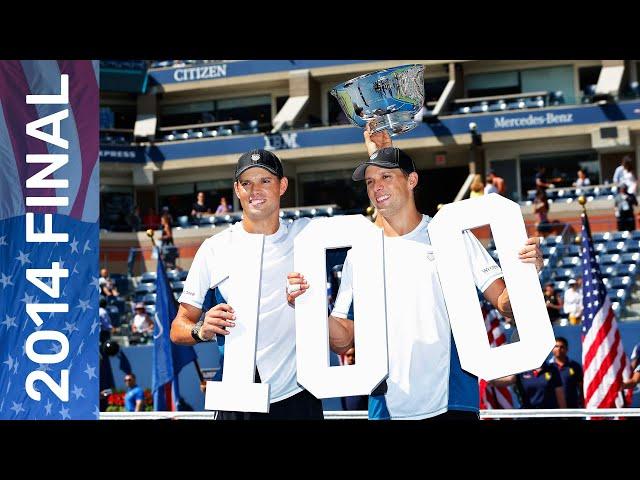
left=330, top=64, right=425, bottom=136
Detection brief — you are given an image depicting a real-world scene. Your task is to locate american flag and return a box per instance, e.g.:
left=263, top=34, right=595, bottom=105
left=580, top=212, right=632, bottom=409
left=479, top=303, right=515, bottom=409
left=0, top=61, right=99, bottom=419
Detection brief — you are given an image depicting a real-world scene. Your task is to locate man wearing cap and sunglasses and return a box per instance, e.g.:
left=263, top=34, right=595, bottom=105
left=288, top=124, right=544, bottom=420
left=170, top=149, right=323, bottom=420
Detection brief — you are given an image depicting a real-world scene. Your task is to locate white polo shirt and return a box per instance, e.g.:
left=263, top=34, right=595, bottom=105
left=179, top=218, right=311, bottom=403
left=331, top=214, right=503, bottom=419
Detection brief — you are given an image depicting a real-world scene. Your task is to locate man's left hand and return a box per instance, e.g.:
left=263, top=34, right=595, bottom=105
left=519, top=236, right=544, bottom=273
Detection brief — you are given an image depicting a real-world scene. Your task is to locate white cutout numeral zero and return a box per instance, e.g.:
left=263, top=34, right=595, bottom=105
left=427, top=193, right=555, bottom=380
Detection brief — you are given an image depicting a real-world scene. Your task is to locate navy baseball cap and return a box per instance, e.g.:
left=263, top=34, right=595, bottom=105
left=352, top=147, right=416, bottom=181
left=235, top=149, right=284, bottom=180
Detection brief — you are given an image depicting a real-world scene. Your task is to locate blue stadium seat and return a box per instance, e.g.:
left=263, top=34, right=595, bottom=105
left=592, top=232, right=610, bottom=243
left=140, top=272, right=157, bottom=284
left=541, top=245, right=557, bottom=258
left=506, top=98, right=526, bottom=110
left=599, top=253, right=621, bottom=265
left=564, top=244, right=581, bottom=257
left=166, top=269, right=179, bottom=281
left=470, top=101, right=489, bottom=114
left=145, top=305, right=156, bottom=316
left=615, top=264, right=637, bottom=277
left=620, top=252, right=640, bottom=264
left=612, top=231, right=632, bottom=242
left=525, top=96, right=545, bottom=109
left=623, top=239, right=640, bottom=253
left=553, top=268, right=575, bottom=281
left=605, top=241, right=626, bottom=253
left=143, top=293, right=157, bottom=305
left=171, top=280, right=184, bottom=292
left=558, top=256, right=581, bottom=269
left=177, top=215, right=190, bottom=228
left=608, top=276, right=632, bottom=290
left=601, top=265, right=620, bottom=277
left=607, top=289, right=627, bottom=302
left=594, top=243, right=608, bottom=254
left=177, top=270, right=189, bottom=281
left=632, top=231, right=640, bottom=241
left=488, top=101, right=507, bottom=112
left=542, top=235, right=563, bottom=246
left=135, top=283, right=156, bottom=294
left=553, top=280, right=567, bottom=292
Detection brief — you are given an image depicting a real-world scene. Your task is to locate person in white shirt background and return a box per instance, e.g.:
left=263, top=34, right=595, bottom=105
left=563, top=278, right=583, bottom=325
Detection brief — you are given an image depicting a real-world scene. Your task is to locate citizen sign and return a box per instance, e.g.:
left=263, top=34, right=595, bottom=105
left=173, top=64, right=228, bottom=82
left=494, top=112, right=574, bottom=129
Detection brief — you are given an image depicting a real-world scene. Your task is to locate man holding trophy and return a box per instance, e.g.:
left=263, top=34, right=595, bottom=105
left=288, top=64, right=544, bottom=420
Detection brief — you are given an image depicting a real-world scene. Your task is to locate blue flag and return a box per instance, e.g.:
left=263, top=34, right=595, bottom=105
left=0, top=60, right=99, bottom=420
left=152, top=249, right=197, bottom=410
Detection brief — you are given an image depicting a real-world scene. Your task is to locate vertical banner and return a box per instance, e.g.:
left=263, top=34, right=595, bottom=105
left=0, top=60, right=99, bottom=419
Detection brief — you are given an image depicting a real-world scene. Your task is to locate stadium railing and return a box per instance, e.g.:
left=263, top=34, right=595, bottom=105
left=100, top=408, right=640, bottom=420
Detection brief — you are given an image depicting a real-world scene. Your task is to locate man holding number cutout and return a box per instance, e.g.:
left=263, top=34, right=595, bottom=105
left=170, top=149, right=323, bottom=420
left=288, top=124, right=544, bottom=420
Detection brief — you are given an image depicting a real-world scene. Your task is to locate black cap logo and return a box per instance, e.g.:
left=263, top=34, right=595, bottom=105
left=251, top=153, right=260, bottom=163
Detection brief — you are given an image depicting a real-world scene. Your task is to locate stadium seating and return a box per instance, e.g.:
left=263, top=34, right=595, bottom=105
left=523, top=184, right=619, bottom=206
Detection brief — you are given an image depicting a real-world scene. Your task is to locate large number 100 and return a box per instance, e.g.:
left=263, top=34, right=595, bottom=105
left=204, top=194, right=555, bottom=413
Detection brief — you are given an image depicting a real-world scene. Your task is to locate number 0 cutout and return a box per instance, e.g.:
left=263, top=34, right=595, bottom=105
left=428, top=193, right=555, bottom=380
left=204, top=231, right=270, bottom=413
left=294, top=215, right=388, bottom=398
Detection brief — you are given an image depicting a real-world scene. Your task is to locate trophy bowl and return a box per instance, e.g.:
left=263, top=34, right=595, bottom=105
left=330, top=64, right=425, bottom=136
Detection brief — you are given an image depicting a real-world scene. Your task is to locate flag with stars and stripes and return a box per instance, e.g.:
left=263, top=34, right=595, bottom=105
left=0, top=61, right=99, bottom=420
left=479, top=303, right=515, bottom=410
left=579, top=212, right=632, bottom=409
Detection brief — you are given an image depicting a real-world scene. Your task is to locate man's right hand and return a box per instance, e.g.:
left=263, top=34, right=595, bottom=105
left=364, top=121, right=392, bottom=157
left=287, top=272, right=309, bottom=305
left=202, top=303, right=236, bottom=338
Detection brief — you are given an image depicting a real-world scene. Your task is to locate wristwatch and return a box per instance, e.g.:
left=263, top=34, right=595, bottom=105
left=191, top=320, right=211, bottom=343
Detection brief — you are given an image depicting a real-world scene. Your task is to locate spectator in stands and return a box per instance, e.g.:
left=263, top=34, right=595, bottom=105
left=563, top=278, right=583, bottom=325
left=215, top=196, right=232, bottom=214
left=614, top=183, right=638, bottom=231
left=613, top=157, right=625, bottom=185
left=340, top=347, right=368, bottom=411
left=485, top=170, right=505, bottom=195
left=491, top=362, right=567, bottom=409
left=132, top=302, right=154, bottom=336
left=613, top=156, right=634, bottom=188
left=618, top=156, right=638, bottom=195
left=543, top=282, right=563, bottom=324
left=127, top=205, right=142, bottom=232
left=160, top=211, right=174, bottom=246
left=535, top=166, right=562, bottom=191
left=99, top=297, right=113, bottom=344
left=124, top=374, right=145, bottom=412
left=533, top=189, right=552, bottom=237
left=99, top=268, right=119, bottom=298
left=573, top=168, right=591, bottom=188
left=469, top=174, right=485, bottom=198
left=143, top=207, right=161, bottom=230
left=191, top=191, right=211, bottom=219
left=549, top=336, right=584, bottom=408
